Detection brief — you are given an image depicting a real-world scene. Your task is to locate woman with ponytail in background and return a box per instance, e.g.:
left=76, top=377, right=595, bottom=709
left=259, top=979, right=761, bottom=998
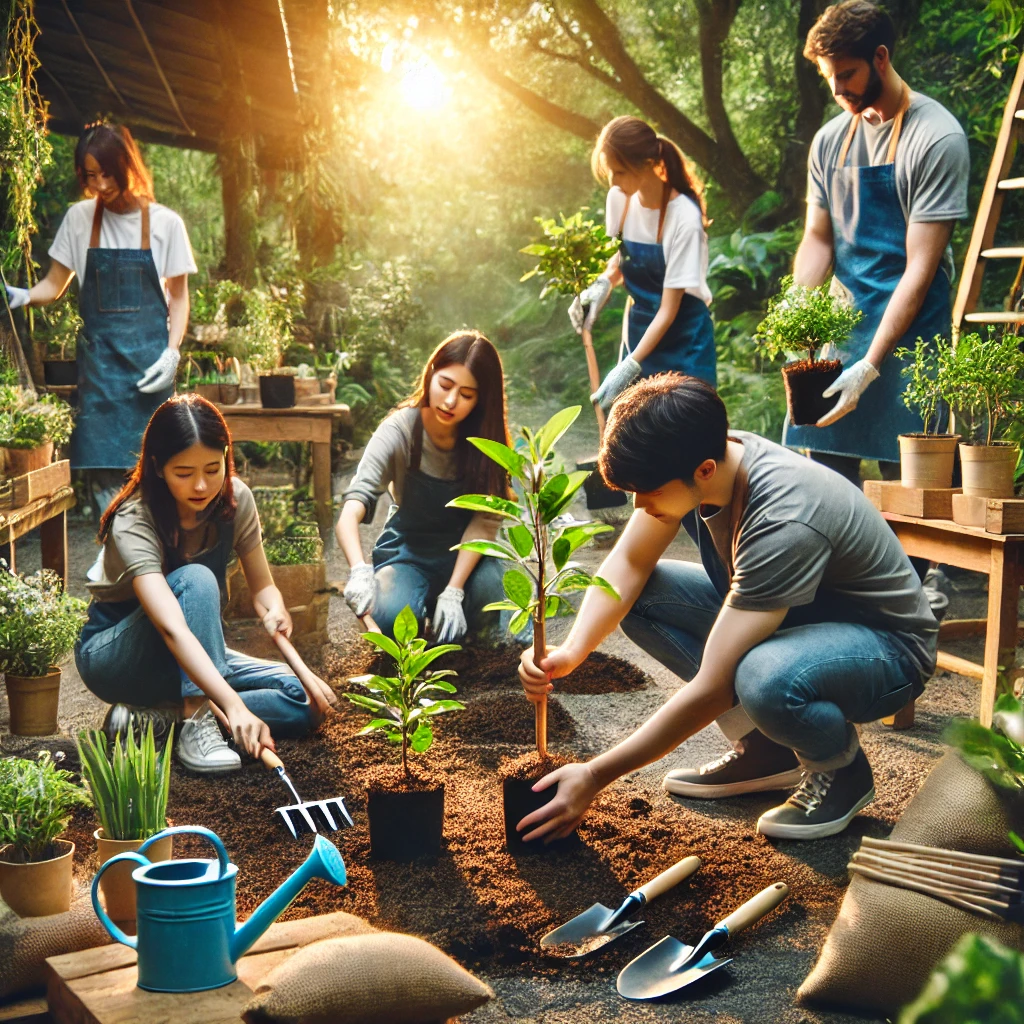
left=573, top=116, right=716, bottom=410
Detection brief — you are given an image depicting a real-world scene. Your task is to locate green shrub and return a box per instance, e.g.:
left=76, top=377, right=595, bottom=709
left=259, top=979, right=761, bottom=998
left=0, top=386, right=73, bottom=449
left=0, top=565, right=87, bottom=676
left=519, top=208, right=620, bottom=299
left=896, top=335, right=952, bottom=436
left=251, top=486, right=323, bottom=566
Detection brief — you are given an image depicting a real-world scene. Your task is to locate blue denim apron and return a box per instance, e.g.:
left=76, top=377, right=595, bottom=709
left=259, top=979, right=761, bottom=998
left=784, top=93, right=951, bottom=464
left=617, top=193, right=717, bottom=386
left=71, top=200, right=172, bottom=470
left=371, top=415, right=474, bottom=582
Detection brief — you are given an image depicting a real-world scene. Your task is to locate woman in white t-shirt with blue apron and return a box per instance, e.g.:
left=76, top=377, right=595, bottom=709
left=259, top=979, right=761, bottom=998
left=4, top=123, right=196, bottom=513
left=572, top=116, right=716, bottom=410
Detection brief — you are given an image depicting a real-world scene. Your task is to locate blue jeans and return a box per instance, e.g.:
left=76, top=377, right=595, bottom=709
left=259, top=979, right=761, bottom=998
left=75, top=564, right=317, bottom=737
left=620, top=561, right=922, bottom=771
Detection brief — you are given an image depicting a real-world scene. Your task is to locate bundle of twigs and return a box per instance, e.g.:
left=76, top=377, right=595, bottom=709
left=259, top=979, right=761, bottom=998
left=847, top=837, right=1024, bottom=922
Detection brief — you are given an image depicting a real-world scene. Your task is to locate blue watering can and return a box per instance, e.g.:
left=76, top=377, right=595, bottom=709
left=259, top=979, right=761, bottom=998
left=91, top=825, right=347, bottom=992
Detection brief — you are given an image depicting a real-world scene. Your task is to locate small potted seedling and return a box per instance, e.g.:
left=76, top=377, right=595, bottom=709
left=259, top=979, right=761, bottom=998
left=40, top=299, right=81, bottom=386
left=347, top=606, right=464, bottom=861
left=0, top=752, right=88, bottom=917
left=895, top=335, right=960, bottom=489
left=449, top=406, right=617, bottom=853
left=755, top=276, right=863, bottom=426
left=938, top=329, right=1024, bottom=501
left=0, top=385, right=74, bottom=475
left=77, top=720, right=174, bottom=925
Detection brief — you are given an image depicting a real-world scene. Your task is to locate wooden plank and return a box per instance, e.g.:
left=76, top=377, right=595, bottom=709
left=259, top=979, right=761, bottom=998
left=863, top=479, right=959, bottom=519
left=952, top=493, right=988, bottom=529
left=219, top=413, right=327, bottom=445
left=0, top=996, right=49, bottom=1022
left=881, top=518, right=995, bottom=573
left=936, top=650, right=986, bottom=680
left=0, top=488, right=76, bottom=546
left=987, top=498, right=1024, bottom=534
left=881, top=510, right=1013, bottom=543
left=981, top=544, right=1022, bottom=726
left=39, top=510, right=68, bottom=589
left=11, top=460, right=70, bottom=508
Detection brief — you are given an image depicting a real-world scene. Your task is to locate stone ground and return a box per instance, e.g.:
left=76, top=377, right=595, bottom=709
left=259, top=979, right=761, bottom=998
left=1, top=403, right=1019, bottom=1023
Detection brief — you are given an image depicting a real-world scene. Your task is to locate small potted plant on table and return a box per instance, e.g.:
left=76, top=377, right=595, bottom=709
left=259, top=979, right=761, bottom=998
left=449, top=406, right=617, bottom=853
left=755, top=276, right=863, bottom=426
left=0, top=752, right=88, bottom=916
left=40, top=299, right=82, bottom=386
left=895, top=335, right=960, bottom=489
left=0, top=385, right=74, bottom=476
left=0, top=566, right=87, bottom=735
left=347, top=605, right=464, bottom=861
left=77, top=721, right=174, bottom=925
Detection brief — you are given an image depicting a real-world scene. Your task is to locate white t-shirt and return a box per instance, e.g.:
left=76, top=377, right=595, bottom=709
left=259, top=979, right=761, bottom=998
left=605, top=186, right=712, bottom=306
left=49, top=199, right=197, bottom=289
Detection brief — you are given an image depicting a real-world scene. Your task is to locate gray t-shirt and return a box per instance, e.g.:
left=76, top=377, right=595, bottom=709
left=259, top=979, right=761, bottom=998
left=86, top=476, right=262, bottom=602
left=688, top=432, right=937, bottom=679
left=807, top=91, right=969, bottom=284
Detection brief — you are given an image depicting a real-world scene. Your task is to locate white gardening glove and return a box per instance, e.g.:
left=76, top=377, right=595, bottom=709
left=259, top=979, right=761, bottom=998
left=591, top=356, right=641, bottom=412
left=343, top=562, right=376, bottom=618
left=432, top=586, right=467, bottom=644
left=815, top=358, right=881, bottom=427
left=568, top=277, right=612, bottom=335
left=136, top=347, right=181, bottom=393
left=4, top=285, right=29, bottom=310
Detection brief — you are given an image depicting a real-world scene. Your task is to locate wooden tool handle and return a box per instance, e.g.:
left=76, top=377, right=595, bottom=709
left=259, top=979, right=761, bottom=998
left=720, top=883, right=789, bottom=936
left=852, top=851, right=1022, bottom=898
left=848, top=863, right=1003, bottom=921
left=535, top=697, right=548, bottom=759
left=862, top=836, right=1024, bottom=872
left=581, top=328, right=606, bottom=437
left=271, top=631, right=335, bottom=717
left=260, top=748, right=284, bottom=771
left=637, top=856, right=702, bottom=902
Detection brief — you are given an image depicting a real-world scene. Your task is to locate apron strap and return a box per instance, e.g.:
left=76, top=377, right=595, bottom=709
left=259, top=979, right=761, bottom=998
left=617, top=193, right=631, bottom=240
left=89, top=199, right=104, bottom=248
left=140, top=198, right=151, bottom=250
left=656, top=182, right=669, bottom=245
left=838, top=84, right=911, bottom=167
left=410, top=411, right=424, bottom=473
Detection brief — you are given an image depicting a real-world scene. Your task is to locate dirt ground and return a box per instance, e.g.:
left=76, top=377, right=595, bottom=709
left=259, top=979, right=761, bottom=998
left=1, top=421, right=1019, bottom=1024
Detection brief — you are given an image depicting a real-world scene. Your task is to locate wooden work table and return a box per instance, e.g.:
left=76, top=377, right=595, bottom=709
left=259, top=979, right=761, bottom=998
left=0, top=485, right=75, bottom=588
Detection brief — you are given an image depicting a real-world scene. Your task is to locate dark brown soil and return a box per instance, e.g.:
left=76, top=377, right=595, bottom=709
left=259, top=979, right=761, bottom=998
left=782, top=359, right=843, bottom=426
left=447, top=692, right=575, bottom=745
left=364, top=764, right=444, bottom=794
left=499, top=750, right=574, bottom=782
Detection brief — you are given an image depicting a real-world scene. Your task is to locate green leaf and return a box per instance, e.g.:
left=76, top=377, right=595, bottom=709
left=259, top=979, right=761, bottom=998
left=393, top=606, right=418, bottom=646
left=552, top=537, right=570, bottom=571
left=406, top=645, right=462, bottom=680
left=482, top=599, right=520, bottom=612
left=357, top=719, right=398, bottom=735
left=552, top=522, right=613, bottom=557
left=416, top=680, right=458, bottom=695
left=447, top=494, right=522, bottom=520
left=519, top=243, right=551, bottom=256
left=534, top=406, right=581, bottom=461
left=509, top=608, right=531, bottom=635
left=538, top=470, right=591, bottom=521
left=467, top=437, right=528, bottom=479
left=453, top=539, right=520, bottom=560
left=590, top=575, right=620, bottom=599
left=410, top=721, right=434, bottom=753
left=507, top=523, right=534, bottom=558
left=421, top=699, right=466, bottom=714
left=361, top=632, right=401, bottom=662
left=345, top=693, right=388, bottom=712
left=503, top=569, right=534, bottom=609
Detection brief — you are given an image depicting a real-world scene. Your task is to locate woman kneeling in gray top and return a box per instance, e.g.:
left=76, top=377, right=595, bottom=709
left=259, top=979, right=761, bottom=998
left=76, top=395, right=334, bottom=774
left=337, top=331, right=513, bottom=644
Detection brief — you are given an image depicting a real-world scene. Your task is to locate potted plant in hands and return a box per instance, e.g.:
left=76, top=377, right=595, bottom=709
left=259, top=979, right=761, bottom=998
left=448, top=406, right=617, bottom=852
left=0, top=386, right=74, bottom=475
left=895, top=335, right=960, bottom=489
left=938, top=329, right=1024, bottom=501
left=755, top=276, right=863, bottom=426
left=77, top=721, right=174, bottom=925
left=0, top=752, right=88, bottom=916
left=0, top=565, right=87, bottom=735
left=347, top=606, right=464, bottom=861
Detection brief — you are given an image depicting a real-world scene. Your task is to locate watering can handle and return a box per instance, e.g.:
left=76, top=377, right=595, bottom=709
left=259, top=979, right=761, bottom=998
left=91, top=853, right=150, bottom=950
left=137, top=825, right=231, bottom=879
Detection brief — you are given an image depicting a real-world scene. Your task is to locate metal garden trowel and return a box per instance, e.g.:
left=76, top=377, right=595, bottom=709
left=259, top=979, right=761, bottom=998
left=540, top=856, right=702, bottom=958
left=617, top=881, right=789, bottom=1000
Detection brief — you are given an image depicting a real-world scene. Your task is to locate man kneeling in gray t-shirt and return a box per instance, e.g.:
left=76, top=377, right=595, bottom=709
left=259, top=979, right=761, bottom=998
left=516, top=374, right=937, bottom=843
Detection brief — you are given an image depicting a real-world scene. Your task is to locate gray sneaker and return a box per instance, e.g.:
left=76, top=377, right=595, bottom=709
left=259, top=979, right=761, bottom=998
left=102, top=704, right=181, bottom=750
left=177, top=705, right=241, bottom=774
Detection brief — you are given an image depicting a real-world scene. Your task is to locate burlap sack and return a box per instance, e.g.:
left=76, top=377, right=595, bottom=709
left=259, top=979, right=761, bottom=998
left=241, top=932, right=494, bottom=1024
left=798, top=750, right=1024, bottom=1015
left=0, top=888, right=110, bottom=998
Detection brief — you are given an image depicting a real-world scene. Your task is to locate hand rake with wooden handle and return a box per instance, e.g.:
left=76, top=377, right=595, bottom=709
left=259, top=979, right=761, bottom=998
left=260, top=748, right=354, bottom=838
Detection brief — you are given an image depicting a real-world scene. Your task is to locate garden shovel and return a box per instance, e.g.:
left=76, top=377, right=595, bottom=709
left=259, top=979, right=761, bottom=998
left=260, top=749, right=355, bottom=838
left=617, top=881, right=789, bottom=1000
left=541, top=855, right=702, bottom=957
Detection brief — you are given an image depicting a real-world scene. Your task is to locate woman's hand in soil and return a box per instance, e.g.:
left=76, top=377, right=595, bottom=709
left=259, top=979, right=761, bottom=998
left=518, top=644, right=582, bottom=703
left=518, top=763, right=600, bottom=843
left=227, top=704, right=275, bottom=760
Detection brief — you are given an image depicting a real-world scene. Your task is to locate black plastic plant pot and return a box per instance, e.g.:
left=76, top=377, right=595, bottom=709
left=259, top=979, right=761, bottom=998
left=367, top=783, right=445, bottom=862
left=43, top=359, right=77, bottom=386
left=503, top=777, right=580, bottom=855
left=259, top=374, right=296, bottom=409
left=782, top=359, right=842, bottom=426
left=577, top=456, right=629, bottom=510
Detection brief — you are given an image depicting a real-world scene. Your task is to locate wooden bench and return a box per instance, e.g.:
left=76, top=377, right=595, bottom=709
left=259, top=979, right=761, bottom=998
left=0, top=485, right=75, bottom=588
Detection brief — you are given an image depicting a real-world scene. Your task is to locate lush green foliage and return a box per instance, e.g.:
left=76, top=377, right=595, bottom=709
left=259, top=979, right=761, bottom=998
left=251, top=486, right=324, bottom=566
left=36, top=294, right=81, bottom=358
left=0, top=565, right=87, bottom=676
left=450, top=406, right=617, bottom=640
left=520, top=209, right=620, bottom=299
left=896, top=336, right=952, bottom=436
left=899, top=933, right=1024, bottom=1024
left=937, top=330, right=1024, bottom=446
left=347, top=606, right=464, bottom=777
left=0, top=751, right=88, bottom=862
left=0, top=385, right=73, bottom=448
left=755, top=276, right=863, bottom=365
left=77, top=721, right=173, bottom=842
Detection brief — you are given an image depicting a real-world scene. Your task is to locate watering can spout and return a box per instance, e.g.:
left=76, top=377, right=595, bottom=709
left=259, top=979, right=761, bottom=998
left=231, top=835, right=347, bottom=962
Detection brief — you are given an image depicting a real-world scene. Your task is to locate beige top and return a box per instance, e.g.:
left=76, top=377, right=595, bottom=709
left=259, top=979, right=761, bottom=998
left=86, top=477, right=262, bottom=602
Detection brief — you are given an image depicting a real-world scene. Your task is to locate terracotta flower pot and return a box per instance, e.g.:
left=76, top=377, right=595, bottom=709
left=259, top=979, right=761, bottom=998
left=219, top=383, right=240, bottom=405
left=958, top=442, right=1019, bottom=498
left=193, top=383, right=221, bottom=402
left=2, top=441, right=54, bottom=477
left=0, top=839, right=74, bottom=917
left=781, top=360, right=843, bottom=426
left=4, top=666, right=61, bottom=736
left=94, top=831, right=173, bottom=924
left=294, top=377, right=319, bottom=400
left=259, top=375, right=296, bottom=409
left=898, top=434, right=960, bottom=489
left=367, top=784, right=444, bottom=861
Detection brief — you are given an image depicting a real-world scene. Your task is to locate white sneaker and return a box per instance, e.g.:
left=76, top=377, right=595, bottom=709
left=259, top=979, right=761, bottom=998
left=177, top=706, right=241, bottom=773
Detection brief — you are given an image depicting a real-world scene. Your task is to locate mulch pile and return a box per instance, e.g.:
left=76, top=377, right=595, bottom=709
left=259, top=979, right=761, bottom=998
left=63, top=640, right=845, bottom=978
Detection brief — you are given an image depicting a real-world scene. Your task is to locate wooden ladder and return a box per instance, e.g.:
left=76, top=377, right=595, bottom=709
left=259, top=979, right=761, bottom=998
left=952, top=56, right=1024, bottom=335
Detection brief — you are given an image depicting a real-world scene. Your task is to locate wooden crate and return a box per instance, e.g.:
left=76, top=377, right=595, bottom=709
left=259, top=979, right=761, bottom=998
left=0, top=462, right=70, bottom=512
left=986, top=497, right=1024, bottom=534
left=863, top=479, right=960, bottom=519
left=45, top=913, right=356, bottom=1024
left=296, top=392, right=332, bottom=406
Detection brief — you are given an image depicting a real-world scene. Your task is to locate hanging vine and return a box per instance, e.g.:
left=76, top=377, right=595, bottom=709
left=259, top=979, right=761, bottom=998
left=1, top=0, right=53, bottom=283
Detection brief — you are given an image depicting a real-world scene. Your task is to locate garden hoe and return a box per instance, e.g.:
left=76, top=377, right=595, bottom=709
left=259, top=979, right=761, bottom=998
left=616, top=881, right=789, bottom=1000
left=541, top=855, right=702, bottom=958
left=261, top=748, right=354, bottom=838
